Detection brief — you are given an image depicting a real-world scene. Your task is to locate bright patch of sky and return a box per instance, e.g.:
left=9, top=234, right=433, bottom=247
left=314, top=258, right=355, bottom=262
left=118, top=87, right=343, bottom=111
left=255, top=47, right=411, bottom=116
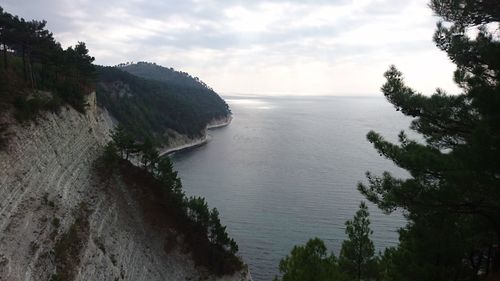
left=3, top=0, right=460, bottom=96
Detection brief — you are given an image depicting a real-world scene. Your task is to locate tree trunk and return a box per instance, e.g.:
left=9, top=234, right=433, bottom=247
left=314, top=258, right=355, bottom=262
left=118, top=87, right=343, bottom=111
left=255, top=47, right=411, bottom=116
left=358, top=242, right=362, bottom=281
left=28, top=53, right=35, bottom=89
left=2, top=44, right=7, bottom=69
left=22, top=45, right=27, bottom=81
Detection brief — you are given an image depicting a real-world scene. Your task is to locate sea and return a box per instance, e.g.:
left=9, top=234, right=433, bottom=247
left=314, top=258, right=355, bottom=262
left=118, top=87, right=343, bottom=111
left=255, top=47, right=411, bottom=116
left=171, top=95, right=412, bottom=281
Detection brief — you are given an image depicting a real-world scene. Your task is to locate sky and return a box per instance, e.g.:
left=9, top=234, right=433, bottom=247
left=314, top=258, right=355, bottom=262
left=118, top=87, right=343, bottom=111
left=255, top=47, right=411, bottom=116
left=3, top=0, right=460, bottom=96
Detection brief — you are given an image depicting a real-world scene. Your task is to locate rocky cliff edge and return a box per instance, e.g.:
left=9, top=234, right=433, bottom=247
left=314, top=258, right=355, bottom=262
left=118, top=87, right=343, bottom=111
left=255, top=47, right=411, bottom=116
left=0, top=92, right=250, bottom=281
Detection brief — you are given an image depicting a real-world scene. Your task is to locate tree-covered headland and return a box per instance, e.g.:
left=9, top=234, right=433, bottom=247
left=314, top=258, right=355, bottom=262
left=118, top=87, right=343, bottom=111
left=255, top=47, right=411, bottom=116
left=276, top=1, right=500, bottom=280
left=96, top=62, right=231, bottom=145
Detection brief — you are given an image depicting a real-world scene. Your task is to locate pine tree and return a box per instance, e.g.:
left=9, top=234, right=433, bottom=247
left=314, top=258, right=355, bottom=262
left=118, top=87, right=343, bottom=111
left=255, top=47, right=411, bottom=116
left=275, top=238, right=342, bottom=281
left=141, top=137, right=159, bottom=170
left=110, top=125, right=137, bottom=160
left=187, top=196, right=211, bottom=232
left=339, top=201, right=375, bottom=281
left=359, top=0, right=500, bottom=279
left=156, top=156, right=177, bottom=185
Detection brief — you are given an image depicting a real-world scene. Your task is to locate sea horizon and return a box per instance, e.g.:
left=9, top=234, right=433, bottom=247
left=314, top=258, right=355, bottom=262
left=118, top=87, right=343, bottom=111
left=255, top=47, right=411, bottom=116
left=172, top=95, right=410, bottom=281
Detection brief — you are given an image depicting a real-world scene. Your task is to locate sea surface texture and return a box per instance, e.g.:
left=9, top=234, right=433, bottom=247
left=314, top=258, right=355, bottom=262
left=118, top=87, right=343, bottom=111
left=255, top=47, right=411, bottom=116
left=172, top=95, right=412, bottom=281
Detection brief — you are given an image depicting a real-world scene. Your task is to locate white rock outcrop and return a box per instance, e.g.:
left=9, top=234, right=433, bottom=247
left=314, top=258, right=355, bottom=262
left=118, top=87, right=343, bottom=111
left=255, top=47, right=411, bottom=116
left=0, top=93, right=250, bottom=281
left=159, top=115, right=233, bottom=156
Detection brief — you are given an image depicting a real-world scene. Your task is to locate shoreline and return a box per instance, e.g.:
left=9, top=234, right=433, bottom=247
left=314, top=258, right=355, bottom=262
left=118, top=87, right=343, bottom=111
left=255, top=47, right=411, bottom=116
left=159, top=115, right=232, bottom=157
left=159, top=135, right=209, bottom=156
left=207, top=115, right=233, bottom=129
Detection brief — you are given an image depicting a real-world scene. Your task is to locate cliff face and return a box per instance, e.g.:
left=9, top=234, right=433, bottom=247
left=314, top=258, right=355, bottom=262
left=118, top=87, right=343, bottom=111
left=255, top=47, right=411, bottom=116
left=0, top=93, right=250, bottom=281
left=160, top=115, right=233, bottom=156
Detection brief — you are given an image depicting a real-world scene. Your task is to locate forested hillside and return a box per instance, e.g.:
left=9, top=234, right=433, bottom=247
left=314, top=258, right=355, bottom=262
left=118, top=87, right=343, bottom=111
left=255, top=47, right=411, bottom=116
left=96, top=63, right=230, bottom=144
left=0, top=7, right=246, bottom=281
left=0, top=7, right=94, bottom=118
left=1, top=6, right=230, bottom=147
left=118, top=62, right=212, bottom=90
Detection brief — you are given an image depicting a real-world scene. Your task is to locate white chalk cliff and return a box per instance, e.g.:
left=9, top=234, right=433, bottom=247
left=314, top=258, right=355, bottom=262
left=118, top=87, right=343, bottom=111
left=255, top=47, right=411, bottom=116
left=0, top=92, right=250, bottom=281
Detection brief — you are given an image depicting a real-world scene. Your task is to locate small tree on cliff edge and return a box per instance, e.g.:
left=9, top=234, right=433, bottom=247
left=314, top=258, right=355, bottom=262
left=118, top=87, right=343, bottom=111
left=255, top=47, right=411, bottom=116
left=358, top=0, right=500, bottom=279
left=339, top=201, right=375, bottom=281
left=274, top=238, right=344, bottom=281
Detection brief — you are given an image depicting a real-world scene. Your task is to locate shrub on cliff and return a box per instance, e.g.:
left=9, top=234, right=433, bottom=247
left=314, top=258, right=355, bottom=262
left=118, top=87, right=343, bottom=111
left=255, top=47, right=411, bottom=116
left=97, top=127, right=243, bottom=276
left=51, top=204, right=90, bottom=281
left=114, top=158, right=243, bottom=276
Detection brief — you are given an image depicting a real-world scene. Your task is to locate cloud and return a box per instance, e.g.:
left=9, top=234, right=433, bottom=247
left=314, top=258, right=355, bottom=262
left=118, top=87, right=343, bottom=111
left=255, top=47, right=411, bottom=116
left=2, top=0, right=459, bottom=95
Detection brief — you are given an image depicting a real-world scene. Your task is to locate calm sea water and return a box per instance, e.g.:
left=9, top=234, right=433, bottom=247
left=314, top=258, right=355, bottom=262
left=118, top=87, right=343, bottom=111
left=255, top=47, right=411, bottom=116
left=171, top=95, right=411, bottom=281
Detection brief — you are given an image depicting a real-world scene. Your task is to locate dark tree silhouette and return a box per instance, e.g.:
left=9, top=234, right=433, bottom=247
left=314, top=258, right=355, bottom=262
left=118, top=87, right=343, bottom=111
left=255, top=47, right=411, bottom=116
left=358, top=0, right=500, bottom=279
left=339, top=202, right=375, bottom=281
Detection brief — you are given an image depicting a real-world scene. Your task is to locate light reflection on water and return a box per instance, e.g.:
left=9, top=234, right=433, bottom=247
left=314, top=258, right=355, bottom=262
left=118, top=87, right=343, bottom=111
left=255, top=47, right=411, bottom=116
left=225, top=98, right=276, bottom=110
left=172, top=96, right=411, bottom=281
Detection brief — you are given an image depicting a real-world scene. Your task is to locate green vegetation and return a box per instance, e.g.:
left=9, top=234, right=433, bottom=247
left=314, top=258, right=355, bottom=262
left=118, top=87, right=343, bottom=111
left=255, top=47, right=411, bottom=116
left=2, top=4, right=237, bottom=277
left=52, top=217, right=60, bottom=229
left=96, top=126, right=242, bottom=276
left=1, top=6, right=230, bottom=146
left=338, top=202, right=377, bottom=280
left=275, top=238, right=344, bottom=281
left=275, top=203, right=376, bottom=281
left=52, top=204, right=90, bottom=281
left=119, top=61, right=216, bottom=92
left=0, top=6, right=95, bottom=118
left=1, top=6, right=229, bottom=147
left=96, top=62, right=230, bottom=144
left=277, top=1, right=500, bottom=280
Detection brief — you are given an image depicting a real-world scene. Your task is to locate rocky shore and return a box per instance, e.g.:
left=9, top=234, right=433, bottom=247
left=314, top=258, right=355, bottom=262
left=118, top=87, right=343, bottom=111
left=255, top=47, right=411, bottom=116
left=159, top=114, right=232, bottom=156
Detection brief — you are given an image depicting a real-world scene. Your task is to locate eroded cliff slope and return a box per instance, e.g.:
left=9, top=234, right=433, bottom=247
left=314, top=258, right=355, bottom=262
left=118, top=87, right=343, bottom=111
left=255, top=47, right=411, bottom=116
left=0, top=93, right=249, bottom=281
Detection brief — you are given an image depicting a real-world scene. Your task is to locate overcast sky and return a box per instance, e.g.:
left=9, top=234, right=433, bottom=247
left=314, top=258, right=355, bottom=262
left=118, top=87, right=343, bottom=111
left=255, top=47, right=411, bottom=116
left=3, top=0, right=460, bottom=96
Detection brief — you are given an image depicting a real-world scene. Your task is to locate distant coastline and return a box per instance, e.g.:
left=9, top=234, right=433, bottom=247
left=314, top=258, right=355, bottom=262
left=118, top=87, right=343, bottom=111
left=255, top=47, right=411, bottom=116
left=159, top=115, right=232, bottom=156
left=207, top=115, right=233, bottom=129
